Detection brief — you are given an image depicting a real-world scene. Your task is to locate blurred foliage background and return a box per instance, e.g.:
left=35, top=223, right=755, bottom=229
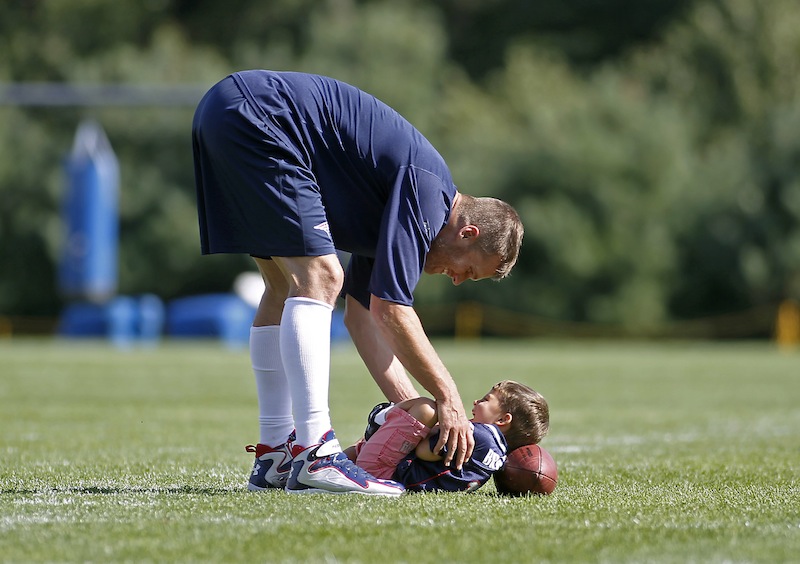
left=1, top=0, right=799, bottom=336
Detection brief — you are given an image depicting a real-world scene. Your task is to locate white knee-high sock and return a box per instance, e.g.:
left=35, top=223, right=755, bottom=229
left=250, top=325, right=294, bottom=447
left=280, top=297, right=333, bottom=448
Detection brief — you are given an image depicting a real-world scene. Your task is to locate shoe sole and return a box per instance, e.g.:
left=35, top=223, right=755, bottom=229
left=284, top=487, right=403, bottom=497
left=247, top=479, right=288, bottom=492
left=247, top=482, right=267, bottom=492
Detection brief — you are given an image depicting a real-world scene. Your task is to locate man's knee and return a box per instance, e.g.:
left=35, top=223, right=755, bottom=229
left=314, top=256, right=345, bottom=292
left=305, top=256, right=343, bottom=305
left=275, top=255, right=344, bottom=306
left=254, top=257, right=290, bottom=296
left=252, top=257, right=290, bottom=326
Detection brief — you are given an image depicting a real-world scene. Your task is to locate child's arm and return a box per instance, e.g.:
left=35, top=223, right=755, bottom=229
left=415, top=425, right=444, bottom=461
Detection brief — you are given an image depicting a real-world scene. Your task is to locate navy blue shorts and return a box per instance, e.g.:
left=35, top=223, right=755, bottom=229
left=192, top=75, right=335, bottom=258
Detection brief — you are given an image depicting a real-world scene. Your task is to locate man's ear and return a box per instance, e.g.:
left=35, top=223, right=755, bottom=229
left=460, top=225, right=480, bottom=239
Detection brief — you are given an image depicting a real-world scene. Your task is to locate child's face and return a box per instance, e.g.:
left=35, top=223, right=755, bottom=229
left=471, top=389, right=506, bottom=425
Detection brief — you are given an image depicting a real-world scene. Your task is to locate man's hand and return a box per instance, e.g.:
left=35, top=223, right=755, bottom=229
left=433, top=398, right=475, bottom=469
left=367, top=297, right=474, bottom=467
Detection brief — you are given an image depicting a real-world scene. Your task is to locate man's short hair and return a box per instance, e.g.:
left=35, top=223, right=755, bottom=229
left=458, top=195, right=523, bottom=279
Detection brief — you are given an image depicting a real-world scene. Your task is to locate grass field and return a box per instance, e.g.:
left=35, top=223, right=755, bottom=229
left=1, top=338, right=798, bottom=563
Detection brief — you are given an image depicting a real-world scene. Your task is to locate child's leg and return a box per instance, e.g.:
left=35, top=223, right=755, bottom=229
left=345, top=397, right=436, bottom=463
left=355, top=397, right=436, bottom=479
left=343, top=444, right=359, bottom=462
left=403, top=397, right=437, bottom=428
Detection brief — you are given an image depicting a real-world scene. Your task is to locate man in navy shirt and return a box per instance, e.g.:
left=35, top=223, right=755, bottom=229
left=192, top=70, right=523, bottom=495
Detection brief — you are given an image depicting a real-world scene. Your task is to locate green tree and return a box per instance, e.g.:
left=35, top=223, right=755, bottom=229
left=0, top=0, right=462, bottom=315
left=423, top=48, right=700, bottom=328
left=438, top=0, right=697, bottom=76
left=421, top=0, right=800, bottom=329
left=2, top=0, right=798, bottom=334
left=630, top=0, right=800, bottom=313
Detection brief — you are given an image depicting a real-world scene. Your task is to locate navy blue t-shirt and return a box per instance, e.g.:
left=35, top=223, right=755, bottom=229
left=231, top=71, right=457, bottom=308
left=393, top=422, right=508, bottom=493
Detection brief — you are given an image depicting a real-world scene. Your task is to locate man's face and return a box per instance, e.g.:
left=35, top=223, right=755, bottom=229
left=423, top=230, right=501, bottom=285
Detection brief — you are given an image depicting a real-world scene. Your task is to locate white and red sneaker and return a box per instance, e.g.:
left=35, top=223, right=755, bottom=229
left=245, top=432, right=294, bottom=491
left=285, top=430, right=405, bottom=496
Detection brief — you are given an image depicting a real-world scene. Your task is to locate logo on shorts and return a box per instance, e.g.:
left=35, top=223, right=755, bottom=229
left=313, top=221, right=331, bottom=238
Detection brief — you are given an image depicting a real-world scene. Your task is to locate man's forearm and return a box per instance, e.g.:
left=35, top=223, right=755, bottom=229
left=344, top=295, right=419, bottom=402
left=369, top=296, right=473, bottom=468
left=368, top=296, right=459, bottom=405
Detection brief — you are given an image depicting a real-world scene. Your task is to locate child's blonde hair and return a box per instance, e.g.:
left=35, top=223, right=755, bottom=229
left=491, top=380, right=549, bottom=451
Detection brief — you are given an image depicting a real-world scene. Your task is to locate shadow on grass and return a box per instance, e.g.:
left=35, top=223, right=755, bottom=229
left=1, top=485, right=247, bottom=496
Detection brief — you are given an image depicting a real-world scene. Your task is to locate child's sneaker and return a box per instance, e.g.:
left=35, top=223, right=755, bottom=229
left=285, top=430, right=405, bottom=496
left=364, top=402, right=393, bottom=441
left=245, top=432, right=295, bottom=491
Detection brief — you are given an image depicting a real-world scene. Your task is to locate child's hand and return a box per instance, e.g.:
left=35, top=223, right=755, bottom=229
left=415, top=425, right=444, bottom=461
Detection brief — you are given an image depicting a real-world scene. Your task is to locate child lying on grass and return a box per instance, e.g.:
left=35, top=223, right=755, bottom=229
left=344, top=380, right=549, bottom=493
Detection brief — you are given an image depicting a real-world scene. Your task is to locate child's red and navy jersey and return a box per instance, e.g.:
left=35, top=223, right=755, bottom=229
left=392, top=422, right=508, bottom=492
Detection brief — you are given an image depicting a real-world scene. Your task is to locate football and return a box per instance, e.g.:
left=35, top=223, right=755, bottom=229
left=494, top=444, right=557, bottom=496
